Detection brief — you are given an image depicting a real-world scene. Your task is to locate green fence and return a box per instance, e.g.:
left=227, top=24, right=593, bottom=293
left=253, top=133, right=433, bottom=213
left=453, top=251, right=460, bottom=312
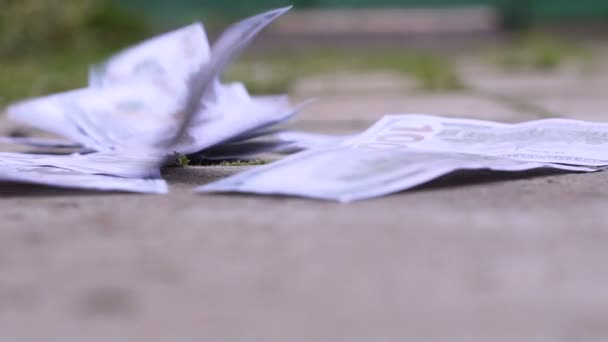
left=122, top=0, right=608, bottom=23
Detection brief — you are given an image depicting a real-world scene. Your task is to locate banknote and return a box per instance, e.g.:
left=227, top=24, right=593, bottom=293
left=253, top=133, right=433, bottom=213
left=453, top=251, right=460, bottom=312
left=166, top=6, right=294, bottom=154
left=0, top=82, right=179, bottom=193
left=352, top=114, right=608, bottom=166
left=198, top=114, right=601, bottom=202
left=87, top=13, right=297, bottom=149
left=8, top=79, right=186, bottom=153
left=89, top=23, right=210, bottom=88
left=98, top=7, right=296, bottom=157
left=7, top=88, right=94, bottom=145
left=0, top=154, right=167, bottom=194
left=0, top=136, right=82, bottom=149
left=198, top=148, right=596, bottom=202
left=0, top=152, right=164, bottom=179
left=175, top=88, right=304, bottom=154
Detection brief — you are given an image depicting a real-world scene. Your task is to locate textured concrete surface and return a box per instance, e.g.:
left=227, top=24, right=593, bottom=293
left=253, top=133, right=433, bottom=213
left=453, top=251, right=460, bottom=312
left=2, top=61, right=608, bottom=341
left=273, top=7, right=498, bottom=36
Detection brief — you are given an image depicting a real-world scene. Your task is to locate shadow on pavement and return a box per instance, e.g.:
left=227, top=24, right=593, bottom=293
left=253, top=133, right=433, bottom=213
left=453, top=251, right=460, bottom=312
left=410, top=168, right=574, bottom=193
left=0, top=167, right=583, bottom=199
left=0, top=182, right=141, bottom=198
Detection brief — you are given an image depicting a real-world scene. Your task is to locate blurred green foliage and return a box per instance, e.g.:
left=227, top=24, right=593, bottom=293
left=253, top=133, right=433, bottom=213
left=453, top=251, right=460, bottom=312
left=227, top=49, right=466, bottom=94
left=4, top=0, right=597, bottom=110
left=0, top=0, right=151, bottom=107
left=0, top=50, right=98, bottom=106
left=491, top=33, right=593, bottom=71
left=0, top=0, right=149, bottom=57
left=1, top=0, right=96, bottom=55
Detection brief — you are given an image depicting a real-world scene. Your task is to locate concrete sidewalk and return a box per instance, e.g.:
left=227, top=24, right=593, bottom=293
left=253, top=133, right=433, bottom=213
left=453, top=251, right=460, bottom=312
left=1, top=61, right=608, bottom=341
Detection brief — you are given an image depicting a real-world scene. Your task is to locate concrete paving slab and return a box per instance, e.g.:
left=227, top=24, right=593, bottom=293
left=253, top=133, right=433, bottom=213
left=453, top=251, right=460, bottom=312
left=464, top=66, right=608, bottom=99
left=292, top=72, right=419, bottom=98
left=532, top=96, right=608, bottom=122
left=1, top=167, right=608, bottom=341
left=2, top=66, right=608, bottom=341
left=292, top=92, right=540, bottom=134
left=274, top=8, right=498, bottom=36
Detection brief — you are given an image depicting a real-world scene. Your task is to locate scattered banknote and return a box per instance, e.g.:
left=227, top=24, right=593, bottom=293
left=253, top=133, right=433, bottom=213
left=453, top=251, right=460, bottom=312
left=0, top=7, right=292, bottom=193
left=88, top=22, right=211, bottom=88
left=198, top=114, right=606, bottom=202
left=0, top=136, right=82, bottom=149
left=354, top=114, right=608, bottom=166
left=0, top=163, right=168, bottom=194
left=0, top=152, right=168, bottom=193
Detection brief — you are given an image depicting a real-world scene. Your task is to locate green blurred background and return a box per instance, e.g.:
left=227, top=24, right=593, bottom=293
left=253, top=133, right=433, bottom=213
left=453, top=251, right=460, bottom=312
left=3, top=0, right=608, bottom=55
left=123, top=0, right=608, bottom=22
left=1, top=0, right=606, bottom=106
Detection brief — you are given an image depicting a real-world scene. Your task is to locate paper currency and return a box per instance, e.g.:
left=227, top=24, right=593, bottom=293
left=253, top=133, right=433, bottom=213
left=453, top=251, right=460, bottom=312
left=353, top=115, right=608, bottom=166
left=7, top=7, right=296, bottom=158
left=89, top=23, right=211, bottom=88
left=0, top=151, right=168, bottom=193
left=162, top=6, right=298, bottom=156
left=0, top=136, right=82, bottom=149
left=0, top=152, right=162, bottom=179
left=9, top=80, right=187, bottom=153
left=0, top=158, right=168, bottom=193
left=198, top=114, right=603, bottom=202
left=0, top=7, right=292, bottom=193
left=93, top=6, right=298, bottom=157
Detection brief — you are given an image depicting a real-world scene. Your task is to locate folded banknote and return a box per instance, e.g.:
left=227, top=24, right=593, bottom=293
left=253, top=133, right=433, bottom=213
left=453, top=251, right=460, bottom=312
left=198, top=114, right=606, bottom=202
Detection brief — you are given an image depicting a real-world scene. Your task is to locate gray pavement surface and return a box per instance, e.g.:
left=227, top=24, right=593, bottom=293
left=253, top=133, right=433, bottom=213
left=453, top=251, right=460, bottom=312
left=2, top=58, right=608, bottom=341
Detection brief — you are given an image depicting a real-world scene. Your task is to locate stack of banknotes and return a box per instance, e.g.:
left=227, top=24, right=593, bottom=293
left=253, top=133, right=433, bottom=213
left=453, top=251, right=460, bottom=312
left=2, top=7, right=608, bottom=202
left=0, top=7, right=311, bottom=194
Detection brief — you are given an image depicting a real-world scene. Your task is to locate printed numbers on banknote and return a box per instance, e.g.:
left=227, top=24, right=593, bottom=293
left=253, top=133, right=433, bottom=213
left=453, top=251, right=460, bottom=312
left=356, top=123, right=435, bottom=150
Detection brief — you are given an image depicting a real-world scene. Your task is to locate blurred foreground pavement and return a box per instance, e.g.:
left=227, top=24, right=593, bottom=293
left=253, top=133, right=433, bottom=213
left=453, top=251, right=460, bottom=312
left=1, top=46, right=608, bottom=341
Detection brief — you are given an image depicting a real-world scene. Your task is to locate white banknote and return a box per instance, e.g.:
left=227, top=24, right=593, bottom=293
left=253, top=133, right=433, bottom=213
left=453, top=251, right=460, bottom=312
left=198, top=148, right=595, bottom=203
left=0, top=136, right=82, bottom=149
left=89, top=6, right=297, bottom=151
left=0, top=153, right=168, bottom=194
left=177, top=88, right=305, bottom=154
left=89, top=23, right=211, bottom=88
left=198, top=114, right=602, bottom=202
left=353, top=114, right=608, bottom=166
left=0, top=152, right=164, bottom=178
left=8, top=80, right=187, bottom=153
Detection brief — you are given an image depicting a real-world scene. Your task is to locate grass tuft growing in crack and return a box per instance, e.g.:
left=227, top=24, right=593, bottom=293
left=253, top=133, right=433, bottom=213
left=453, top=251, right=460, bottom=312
left=218, top=160, right=268, bottom=167
left=177, top=154, right=191, bottom=167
